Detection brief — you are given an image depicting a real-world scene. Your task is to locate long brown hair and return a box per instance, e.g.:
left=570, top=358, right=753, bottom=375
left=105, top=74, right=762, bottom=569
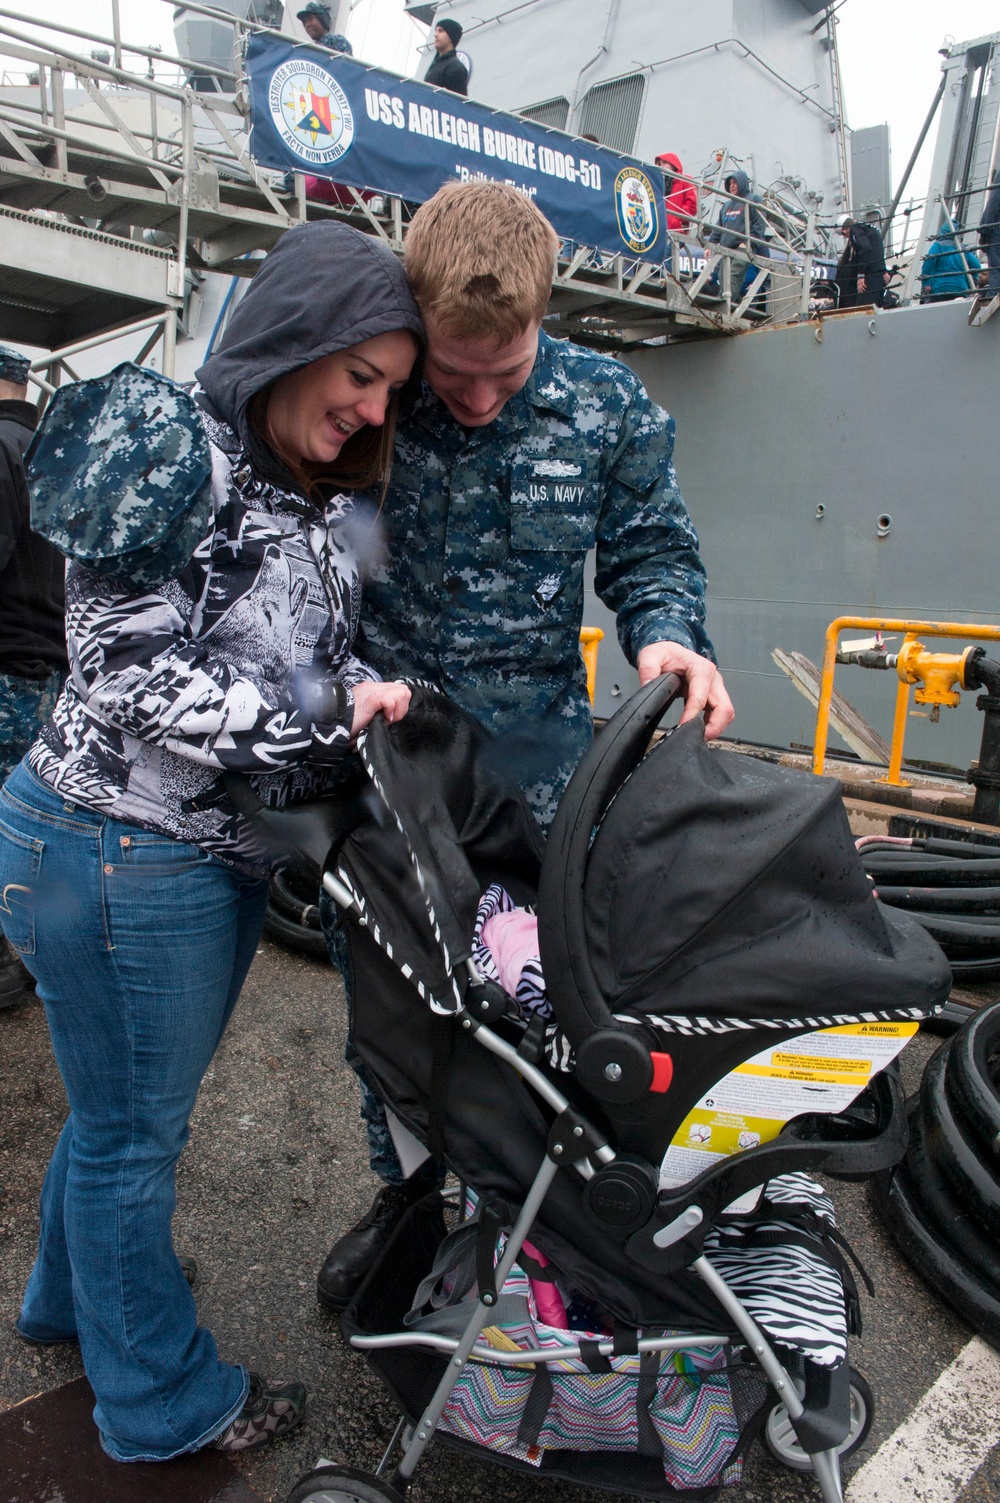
left=247, top=382, right=403, bottom=505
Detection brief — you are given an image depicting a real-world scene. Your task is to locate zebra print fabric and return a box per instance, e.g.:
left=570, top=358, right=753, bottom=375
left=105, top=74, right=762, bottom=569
left=703, top=1174, right=849, bottom=1368
left=472, top=883, right=549, bottom=1019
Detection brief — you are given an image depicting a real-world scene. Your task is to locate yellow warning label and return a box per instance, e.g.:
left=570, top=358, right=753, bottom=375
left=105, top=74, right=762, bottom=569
left=674, top=1108, right=784, bottom=1157
left=824, top=1022, right=919, bottom=1038
left=659, top=1019, right=920, bottom=1198
left=770, top=1052, right=871, bottom=1073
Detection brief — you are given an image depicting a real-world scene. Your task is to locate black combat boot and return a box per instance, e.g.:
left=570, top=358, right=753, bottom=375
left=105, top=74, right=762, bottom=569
left=0, top=935, right=31, bottom=1011
left=317, top=1176, right=439, bottom=1312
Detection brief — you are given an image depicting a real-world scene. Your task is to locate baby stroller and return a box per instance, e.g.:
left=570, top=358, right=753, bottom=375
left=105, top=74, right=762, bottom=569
left=251, top=677, right=949, bottom=1503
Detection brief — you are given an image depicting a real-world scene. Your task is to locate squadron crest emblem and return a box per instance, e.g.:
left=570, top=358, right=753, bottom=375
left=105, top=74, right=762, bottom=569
left=268, top=58, right=355, bottom=166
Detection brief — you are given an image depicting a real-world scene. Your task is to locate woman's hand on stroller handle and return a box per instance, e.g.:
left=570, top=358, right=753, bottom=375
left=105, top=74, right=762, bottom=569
left=351, top=679, right=412, bottom=739
left=636, top=642, right=734, bottom=740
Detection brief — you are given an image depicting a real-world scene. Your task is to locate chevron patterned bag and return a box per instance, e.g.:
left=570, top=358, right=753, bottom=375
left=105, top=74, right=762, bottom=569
left=404, top=1198, right=752, bottom=1488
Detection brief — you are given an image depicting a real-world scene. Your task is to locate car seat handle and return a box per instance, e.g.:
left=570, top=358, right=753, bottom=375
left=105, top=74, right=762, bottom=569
left=537, top=674, right=683, bottom=1046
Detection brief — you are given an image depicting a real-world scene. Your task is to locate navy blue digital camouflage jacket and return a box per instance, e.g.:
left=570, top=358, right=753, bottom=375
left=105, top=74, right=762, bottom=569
left=359, top=330, right=713, bottom=823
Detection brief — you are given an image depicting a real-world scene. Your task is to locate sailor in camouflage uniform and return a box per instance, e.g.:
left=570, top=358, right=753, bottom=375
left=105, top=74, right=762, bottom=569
left=317, top=180, right=734, bottom=1311
left=296, top=1, right=352, bottom=54
left=361, top=328, right=715, bottom=826
left=0, top=344, right=67, bottom=1009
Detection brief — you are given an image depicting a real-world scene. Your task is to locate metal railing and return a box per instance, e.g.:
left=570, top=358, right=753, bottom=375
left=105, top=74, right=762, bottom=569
left=7, top=4, right=982, bottom=369
left=812, top=616, right=1000, bottom=786
left=0, top=10, right=823, bottom=361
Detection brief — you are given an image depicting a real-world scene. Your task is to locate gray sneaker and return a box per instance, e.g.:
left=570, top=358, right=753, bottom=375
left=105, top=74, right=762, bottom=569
left=212, top=1372, right=307, bottom=1452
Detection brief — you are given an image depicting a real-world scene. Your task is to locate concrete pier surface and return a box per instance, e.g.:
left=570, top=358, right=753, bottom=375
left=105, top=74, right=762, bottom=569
left=2, top=938, right=998, bottom=1503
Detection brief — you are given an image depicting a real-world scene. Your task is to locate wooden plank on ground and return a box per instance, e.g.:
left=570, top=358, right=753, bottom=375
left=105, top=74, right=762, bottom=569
left=772, top=648, right=893, bottom=763
left=0, top=1377, right=264, bottom=1503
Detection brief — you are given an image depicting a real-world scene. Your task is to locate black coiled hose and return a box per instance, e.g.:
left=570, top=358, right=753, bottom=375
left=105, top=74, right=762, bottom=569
left=874, top=1001, right=1000, bottom=1345
left=862, top=835, right=1000, bottom=981
left=263, top=861, right=328, bottom=958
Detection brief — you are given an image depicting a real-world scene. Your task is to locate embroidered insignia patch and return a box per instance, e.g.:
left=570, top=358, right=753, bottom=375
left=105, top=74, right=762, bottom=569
left=533, top=572, right=564, bottom=610
left=532, top=461, right=582, bottom=479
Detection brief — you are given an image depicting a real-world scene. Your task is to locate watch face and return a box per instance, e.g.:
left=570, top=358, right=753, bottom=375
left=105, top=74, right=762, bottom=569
left=456, top=49, right=472, bottom=79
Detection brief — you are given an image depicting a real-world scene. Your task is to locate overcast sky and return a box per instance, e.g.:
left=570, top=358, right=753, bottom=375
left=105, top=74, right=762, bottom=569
left=10, top=0, right=1000, bottom=199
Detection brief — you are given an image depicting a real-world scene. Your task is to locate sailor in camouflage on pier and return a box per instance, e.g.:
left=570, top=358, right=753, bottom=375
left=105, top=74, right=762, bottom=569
left=0, top=677, right=62, bottom=784
left=359, top=193, right=731, bottom=829
left=0, top=342, right=67, bottom=1007
left=316, top=181, right=734, bottom=1315
left=0, top=343, right=67, bottom=777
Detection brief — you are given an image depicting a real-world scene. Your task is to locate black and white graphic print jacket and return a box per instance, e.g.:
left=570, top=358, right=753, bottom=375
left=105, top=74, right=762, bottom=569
left=29, top=411, right=380, bottom=875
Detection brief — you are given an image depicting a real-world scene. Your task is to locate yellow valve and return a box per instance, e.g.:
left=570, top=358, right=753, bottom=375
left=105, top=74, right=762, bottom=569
left=812, top=616, right=1000, bottom=786
left=895, top=639, right=975, bottom=709
left=579, top=627, right=605, bottom=705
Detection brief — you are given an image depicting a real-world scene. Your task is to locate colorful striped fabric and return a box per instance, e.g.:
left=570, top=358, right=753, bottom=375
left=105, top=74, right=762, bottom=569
left=432, top=1179, right=854, bottom=1481
left=438, top=1197, right=743, bottom=1485
left=438, top=1342, right=742, bottom=1486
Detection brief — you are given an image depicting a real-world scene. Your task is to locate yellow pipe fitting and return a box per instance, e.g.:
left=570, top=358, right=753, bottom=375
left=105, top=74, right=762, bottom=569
left=895, top=639, right=963, bottom=708
left=579, top=627, right=605, bottom=705
left=811, top=616, right=1000, bottom=782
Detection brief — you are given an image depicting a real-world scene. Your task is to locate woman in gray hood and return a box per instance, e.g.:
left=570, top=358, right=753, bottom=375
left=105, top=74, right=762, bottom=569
left=0, top=223, right=422, bottom=1462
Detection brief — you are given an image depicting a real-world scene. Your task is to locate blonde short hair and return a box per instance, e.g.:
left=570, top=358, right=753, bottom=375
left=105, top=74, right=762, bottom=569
left=405, top=181, right=558, bottom=344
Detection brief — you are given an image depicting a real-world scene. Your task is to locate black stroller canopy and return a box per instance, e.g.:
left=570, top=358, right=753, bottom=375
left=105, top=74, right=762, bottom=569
left=338, top=687, right=544, bottom=1010
left=556, top=716, right=951, bottom=1032
left=338, top=681, right=948, bottom=1033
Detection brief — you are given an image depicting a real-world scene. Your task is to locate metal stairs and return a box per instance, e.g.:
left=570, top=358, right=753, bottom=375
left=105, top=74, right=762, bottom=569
left=0, top=4, right=822, bottom=374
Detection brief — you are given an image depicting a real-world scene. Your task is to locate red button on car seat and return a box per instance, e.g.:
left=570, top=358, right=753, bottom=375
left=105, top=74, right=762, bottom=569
left=649, top=1052, right=673, bottom=1092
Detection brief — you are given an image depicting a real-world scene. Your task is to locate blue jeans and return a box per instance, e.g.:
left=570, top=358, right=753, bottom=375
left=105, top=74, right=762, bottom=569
left=0, top=760, right=269, bottom=1461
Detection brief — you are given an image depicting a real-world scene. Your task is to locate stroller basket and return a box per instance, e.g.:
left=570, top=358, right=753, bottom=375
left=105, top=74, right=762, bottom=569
left=342, top=1193, right=771, bottom=1500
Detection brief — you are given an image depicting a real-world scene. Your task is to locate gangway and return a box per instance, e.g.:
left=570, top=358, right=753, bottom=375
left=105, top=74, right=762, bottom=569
left=0, top=1, right=827, bottom=378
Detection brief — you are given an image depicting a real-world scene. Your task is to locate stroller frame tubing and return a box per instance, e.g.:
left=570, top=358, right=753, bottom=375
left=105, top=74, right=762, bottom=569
left=356, top=1142, right=843, bottom=1502
left=389, top=1151, right=562, bottom=1486
left=692, top=1256, right=844, bottom=1503
left=456, top=974, right=617, bottom=1175
left=351, top=1329, right=731, bottom=1366
left=340, top=1008, right=845, bottom=1501
left=324, top=878, right=847, bottom=1499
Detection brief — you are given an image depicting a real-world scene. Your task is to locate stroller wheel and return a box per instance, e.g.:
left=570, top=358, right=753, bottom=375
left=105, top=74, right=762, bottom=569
left=764, top=1369, right=873, bottom=1473
left=286, top=1464, right=405, bottom=1503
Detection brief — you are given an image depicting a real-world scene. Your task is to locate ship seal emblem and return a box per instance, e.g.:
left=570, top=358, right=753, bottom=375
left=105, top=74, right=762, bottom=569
left=268, top=58, right=354, bottom=166
left=614, top=168, right=658, bottom=253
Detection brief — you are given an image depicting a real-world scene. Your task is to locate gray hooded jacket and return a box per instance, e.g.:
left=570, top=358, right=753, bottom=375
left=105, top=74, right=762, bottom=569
left=708, top=169, right=769, bottom=255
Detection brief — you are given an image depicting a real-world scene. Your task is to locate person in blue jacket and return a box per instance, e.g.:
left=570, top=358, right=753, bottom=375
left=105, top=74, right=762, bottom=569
left=706, top=170, right=770, bottom=300
left=920, top=222, right=982, bottom=301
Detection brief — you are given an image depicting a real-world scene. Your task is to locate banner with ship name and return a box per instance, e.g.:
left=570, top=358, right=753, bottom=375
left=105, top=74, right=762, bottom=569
left=245, top=34, right=666, bottom=263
